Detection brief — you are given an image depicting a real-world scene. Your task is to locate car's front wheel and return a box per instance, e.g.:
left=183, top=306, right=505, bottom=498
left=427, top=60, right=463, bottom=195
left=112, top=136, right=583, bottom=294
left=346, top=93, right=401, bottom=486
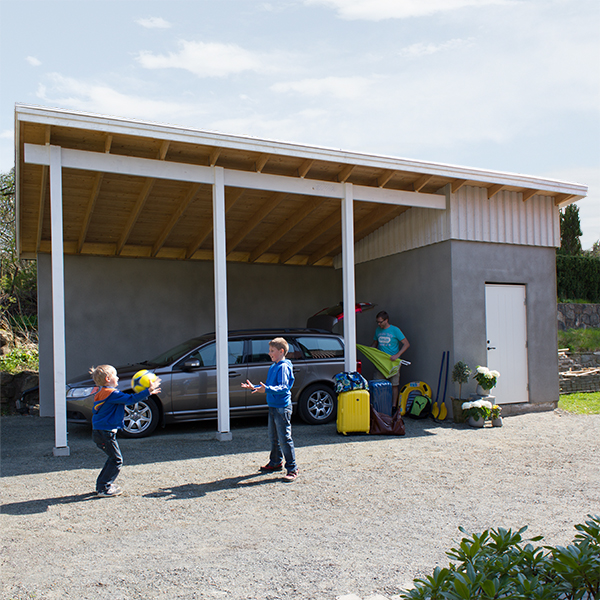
left=298, top=384, right=336, bottom=424
left=121, top=396, right=159, bottom=438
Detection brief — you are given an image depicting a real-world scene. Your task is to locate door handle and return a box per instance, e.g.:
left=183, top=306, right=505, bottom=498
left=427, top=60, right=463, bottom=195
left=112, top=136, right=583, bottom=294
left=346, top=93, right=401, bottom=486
left=487, top=346, right=496, bottom=350
left=229, top=372, right=242, bottom=378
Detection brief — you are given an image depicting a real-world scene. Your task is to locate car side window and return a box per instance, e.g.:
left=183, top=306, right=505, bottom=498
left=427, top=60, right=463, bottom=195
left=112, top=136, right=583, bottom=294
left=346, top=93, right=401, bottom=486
left=249, top=339, right=303, bottom=363
left=185, top=341, right=244, bottom=367
left=295, top=336, right=343, bottom=360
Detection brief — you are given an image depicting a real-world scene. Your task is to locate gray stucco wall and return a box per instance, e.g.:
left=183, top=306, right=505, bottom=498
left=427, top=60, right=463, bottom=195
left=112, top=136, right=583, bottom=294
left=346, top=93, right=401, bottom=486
left=355, top=240, right=559, bottom=412
left=38, top=239, right=559, bottom=417
left=37, top=254, right=341, bottom=416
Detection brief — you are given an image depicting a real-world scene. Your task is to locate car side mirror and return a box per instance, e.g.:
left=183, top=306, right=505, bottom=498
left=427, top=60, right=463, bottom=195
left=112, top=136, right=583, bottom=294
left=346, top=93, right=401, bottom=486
left=183, top=359, right=201, bottom=370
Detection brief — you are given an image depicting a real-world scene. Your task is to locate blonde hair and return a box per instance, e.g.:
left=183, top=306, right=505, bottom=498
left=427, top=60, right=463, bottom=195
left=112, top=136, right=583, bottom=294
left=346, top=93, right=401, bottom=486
left=89, top=364, right=116, bottom=386
left=269, top=337, right=289, bottom=354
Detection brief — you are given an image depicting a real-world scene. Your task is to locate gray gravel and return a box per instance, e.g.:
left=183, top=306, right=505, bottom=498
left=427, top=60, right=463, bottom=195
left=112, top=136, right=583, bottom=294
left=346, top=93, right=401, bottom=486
left=2, top=410, right=599, bottom=600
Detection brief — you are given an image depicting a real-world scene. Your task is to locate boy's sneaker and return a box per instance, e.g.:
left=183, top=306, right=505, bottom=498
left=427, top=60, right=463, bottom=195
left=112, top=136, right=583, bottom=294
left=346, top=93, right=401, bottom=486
left=97, top=485, right=123, bottom=497
left=283, top=470, right=299, bottom=482
left=259, top=462, right=284, bottom=473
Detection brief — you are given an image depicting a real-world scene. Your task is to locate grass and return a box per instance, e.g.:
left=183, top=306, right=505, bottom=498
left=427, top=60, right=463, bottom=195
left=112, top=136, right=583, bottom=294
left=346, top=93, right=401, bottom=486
left=558, top=392, right=600, bottom=414
left=558, top=327, right=600, bottom=352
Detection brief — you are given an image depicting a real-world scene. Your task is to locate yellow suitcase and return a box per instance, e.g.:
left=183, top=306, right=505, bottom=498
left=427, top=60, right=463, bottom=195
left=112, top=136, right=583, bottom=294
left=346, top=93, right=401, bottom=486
left=337, top=389, right=370, bottom=435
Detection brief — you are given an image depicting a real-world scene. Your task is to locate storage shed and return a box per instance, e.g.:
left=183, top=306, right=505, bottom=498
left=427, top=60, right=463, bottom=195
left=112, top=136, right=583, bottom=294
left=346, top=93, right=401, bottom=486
left=15, top=104, right=587, bottom=453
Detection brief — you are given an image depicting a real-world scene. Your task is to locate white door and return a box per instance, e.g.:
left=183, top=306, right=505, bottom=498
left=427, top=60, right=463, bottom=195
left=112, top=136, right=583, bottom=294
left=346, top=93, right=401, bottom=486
left=485, top=284, right=529, bottom=404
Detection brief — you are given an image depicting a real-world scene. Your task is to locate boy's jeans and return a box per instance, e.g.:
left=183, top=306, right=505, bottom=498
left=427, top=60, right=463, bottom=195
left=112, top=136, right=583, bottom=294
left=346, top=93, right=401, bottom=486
left=93, top=429, right=123, bottom=493
left=267, top=406, right=297, bottom=473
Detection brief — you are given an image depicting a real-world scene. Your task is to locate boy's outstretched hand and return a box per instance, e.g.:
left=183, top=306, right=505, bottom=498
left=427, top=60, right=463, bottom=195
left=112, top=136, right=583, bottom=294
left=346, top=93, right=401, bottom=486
left=149, top=377, right=162, bottom=395
left=242, top=379, right=265, bottom=394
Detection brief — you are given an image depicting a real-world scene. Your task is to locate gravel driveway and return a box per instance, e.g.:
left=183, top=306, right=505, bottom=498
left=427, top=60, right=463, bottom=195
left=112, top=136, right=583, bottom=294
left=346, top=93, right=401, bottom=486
left=2, top=410, right=599, bottom=600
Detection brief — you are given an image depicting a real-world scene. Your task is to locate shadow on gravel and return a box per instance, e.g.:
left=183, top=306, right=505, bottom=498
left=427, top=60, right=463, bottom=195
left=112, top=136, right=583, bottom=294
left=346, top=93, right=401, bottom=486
left=143, top=472, right=283, bottom=501
left=1, top=491, right=100, bottom=515
left=2, top=414, right=456, bottom=478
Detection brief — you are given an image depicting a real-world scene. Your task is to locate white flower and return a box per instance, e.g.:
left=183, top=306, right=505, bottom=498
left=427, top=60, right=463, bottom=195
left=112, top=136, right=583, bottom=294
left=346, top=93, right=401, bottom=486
left=481, top=400, right=493, bottom=409
left=462, top=401, right=473, bottom=410
left=490, top=370, right=500, bottom=378
left=477, top=366, right=489, bottom=374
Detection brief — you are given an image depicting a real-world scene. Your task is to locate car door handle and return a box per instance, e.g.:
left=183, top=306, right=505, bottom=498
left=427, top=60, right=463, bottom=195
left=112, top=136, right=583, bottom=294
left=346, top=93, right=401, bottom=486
left=229, top=372, right=242, bottom=378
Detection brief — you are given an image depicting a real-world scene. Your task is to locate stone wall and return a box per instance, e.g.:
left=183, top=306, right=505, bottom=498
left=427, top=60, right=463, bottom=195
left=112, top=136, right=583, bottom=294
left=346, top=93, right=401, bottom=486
left=557, top=303, right=600, bottom=330
left=558, top=351, right=600, bottom=394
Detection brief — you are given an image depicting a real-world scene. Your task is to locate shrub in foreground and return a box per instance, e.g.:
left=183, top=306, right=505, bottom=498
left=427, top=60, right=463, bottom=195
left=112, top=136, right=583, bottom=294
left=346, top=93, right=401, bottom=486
left=400, top=514, right=599, bottom=599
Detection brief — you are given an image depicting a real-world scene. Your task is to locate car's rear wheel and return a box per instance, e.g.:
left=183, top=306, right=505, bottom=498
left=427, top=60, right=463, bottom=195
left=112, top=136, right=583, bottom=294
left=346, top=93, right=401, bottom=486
left=121, top=396, right=159, bottom=438
left=298, top=384, right=336, bottom=424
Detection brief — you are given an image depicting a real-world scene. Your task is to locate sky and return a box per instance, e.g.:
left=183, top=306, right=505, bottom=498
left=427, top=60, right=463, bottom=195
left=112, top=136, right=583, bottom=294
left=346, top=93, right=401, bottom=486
left=1, top=0, right=598, bottom=248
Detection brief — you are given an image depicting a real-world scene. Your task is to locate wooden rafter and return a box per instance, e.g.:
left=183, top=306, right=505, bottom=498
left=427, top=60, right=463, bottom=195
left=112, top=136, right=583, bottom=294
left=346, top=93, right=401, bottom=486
left=451, top=179, right=468, bottom=194
left=249, top=197, right=322, bottom=263
left=487, top=184, right=506, bottom=199
left=307, top=204, right=401, bottom=265
left=151, top=183, right=202, bottom=257
left=185, top=189, right=243, bottom=259
left=209, top=148, right=221, bottom=166
left=298, top=159, right=313, bottom=178
left=255, top=154, right=269, bottom=173
left=413, top=174, right=432, bottom=192
left=521, top=188, right=539, bottom=202
left=117, top=178, right=155, bottom=255
left=158, top=141, right=170, bottom=160
left=77, top=172, right=104, bottom=253
left=554, top=193, right=576, bottom=206
left=279, top=206, right=341, bottom=264
left=337, top=165, right=354, bottom=183
left=77, top=134, right=113, bottom=253
left=377, top=170, right=395, bottom=188
left=227, top=192, right=286, bottom=255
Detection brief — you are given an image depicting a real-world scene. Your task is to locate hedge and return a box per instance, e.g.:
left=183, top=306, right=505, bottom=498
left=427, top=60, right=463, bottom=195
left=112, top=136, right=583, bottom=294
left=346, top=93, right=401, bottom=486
left=557, top=254, right=600, bottom=303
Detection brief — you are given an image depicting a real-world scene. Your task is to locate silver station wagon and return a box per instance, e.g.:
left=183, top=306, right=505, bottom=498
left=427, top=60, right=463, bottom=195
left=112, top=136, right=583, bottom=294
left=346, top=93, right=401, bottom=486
left=66, top=328, right=349, bottom=438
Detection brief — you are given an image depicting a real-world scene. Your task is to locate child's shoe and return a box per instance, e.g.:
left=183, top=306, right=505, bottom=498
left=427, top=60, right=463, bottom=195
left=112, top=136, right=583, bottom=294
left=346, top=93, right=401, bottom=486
left=283, top=470, right=299, bottom=482
left=259, top=462, right=284, bottom=472
left=97, top=485, right=123, bottom=497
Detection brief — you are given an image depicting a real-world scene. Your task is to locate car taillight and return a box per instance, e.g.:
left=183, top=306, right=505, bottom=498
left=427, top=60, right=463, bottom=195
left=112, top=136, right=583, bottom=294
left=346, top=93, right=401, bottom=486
left=356, top=360, right=362, bottom=374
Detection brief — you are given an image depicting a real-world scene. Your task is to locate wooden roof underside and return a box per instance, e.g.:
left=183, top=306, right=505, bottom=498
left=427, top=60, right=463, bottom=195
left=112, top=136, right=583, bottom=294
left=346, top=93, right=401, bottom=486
left=16, top=107, right=587, bottom=267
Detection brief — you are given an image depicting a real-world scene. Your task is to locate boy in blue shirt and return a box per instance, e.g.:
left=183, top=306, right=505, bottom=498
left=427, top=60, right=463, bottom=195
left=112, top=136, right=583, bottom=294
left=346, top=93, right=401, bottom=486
left=242, top=337, right=298, bottom=482
left=90, top=364, right=161, bottom=497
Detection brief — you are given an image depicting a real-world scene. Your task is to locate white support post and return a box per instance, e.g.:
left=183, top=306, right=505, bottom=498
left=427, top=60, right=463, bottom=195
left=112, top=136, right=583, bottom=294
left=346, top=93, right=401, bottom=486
left=49, top=146, right=69, bottom=456
left=212, top=167, right=232, bottom=441
left=342, top=183, right=357, bottom=373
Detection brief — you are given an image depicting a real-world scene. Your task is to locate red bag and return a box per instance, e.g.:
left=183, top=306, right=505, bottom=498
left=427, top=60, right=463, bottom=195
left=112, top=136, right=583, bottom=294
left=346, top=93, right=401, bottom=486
left=369, top=404, right=405, bottom=435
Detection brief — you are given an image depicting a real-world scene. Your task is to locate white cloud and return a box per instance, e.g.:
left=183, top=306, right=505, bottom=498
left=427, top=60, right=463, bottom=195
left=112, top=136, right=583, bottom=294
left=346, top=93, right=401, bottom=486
left=304, top=0, right=511, bottom=20
left=136, top=40, right=268, bottom=78
left=35, top=73, right=205, bottom=123
left=136, top=17, right=172, bottom=29
left=26, top=56, right=42, bottom=67
left=398, top=38, right=473, bottom=58
left=271, top=76, right=372, bottom=99
left=0, top=130, right=13, bottom=140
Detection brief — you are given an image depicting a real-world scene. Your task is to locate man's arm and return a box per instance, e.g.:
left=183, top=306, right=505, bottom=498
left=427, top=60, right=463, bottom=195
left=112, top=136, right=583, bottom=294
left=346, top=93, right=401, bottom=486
left=391, top=337, right=410, bottom=361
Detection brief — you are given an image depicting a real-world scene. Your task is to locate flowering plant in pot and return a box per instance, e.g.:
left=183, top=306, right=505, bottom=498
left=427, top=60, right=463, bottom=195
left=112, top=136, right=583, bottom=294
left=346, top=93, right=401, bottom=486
left=461, top=399, right=492, bottom=426
left=491, top=404, right=502, bottom=420
left=473, top=366, right=500, bottom=393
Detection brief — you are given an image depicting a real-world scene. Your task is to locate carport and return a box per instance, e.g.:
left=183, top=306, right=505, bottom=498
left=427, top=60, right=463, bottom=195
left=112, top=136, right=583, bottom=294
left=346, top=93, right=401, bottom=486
left=14, top=104, right=586, bottom=455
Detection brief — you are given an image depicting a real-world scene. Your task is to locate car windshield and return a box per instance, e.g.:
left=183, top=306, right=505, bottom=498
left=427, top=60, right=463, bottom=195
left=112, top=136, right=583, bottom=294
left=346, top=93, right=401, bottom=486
left=144, top=335, right=214, bottom=367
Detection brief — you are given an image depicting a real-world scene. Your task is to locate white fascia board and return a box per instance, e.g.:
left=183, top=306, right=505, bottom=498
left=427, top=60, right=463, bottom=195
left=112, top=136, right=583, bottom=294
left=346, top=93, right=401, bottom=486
left=24, top=143, right=446, bottom=209
left=16, top=104, right=588, bottom=199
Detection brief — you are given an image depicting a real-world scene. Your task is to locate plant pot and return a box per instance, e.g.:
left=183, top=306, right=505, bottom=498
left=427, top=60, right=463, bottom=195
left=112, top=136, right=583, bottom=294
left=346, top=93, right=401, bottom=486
left=452, top=397, right=466, bottom=423
left=492, top=417, right=503, bottom=427
left=468, top=416, right=484, bottom=428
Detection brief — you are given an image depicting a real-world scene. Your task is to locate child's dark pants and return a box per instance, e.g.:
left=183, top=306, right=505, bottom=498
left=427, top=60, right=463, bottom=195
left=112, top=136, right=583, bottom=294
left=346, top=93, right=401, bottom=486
left=93, top=429, right=123, bottom=493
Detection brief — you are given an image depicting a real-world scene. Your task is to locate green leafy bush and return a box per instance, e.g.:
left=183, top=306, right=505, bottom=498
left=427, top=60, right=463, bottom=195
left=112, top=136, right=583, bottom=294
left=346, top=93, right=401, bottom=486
left=400, top=515, right=600, bottom=599
left=0, top=346, right=39, bottom=374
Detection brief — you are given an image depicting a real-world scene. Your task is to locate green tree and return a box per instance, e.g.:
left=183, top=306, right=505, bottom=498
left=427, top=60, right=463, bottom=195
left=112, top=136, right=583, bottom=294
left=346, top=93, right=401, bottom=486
left=558, top=204, right=583, bottom=256
left=1, top=168, right=38, bottom=330
left=584, top=240, right=600, bottom=258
